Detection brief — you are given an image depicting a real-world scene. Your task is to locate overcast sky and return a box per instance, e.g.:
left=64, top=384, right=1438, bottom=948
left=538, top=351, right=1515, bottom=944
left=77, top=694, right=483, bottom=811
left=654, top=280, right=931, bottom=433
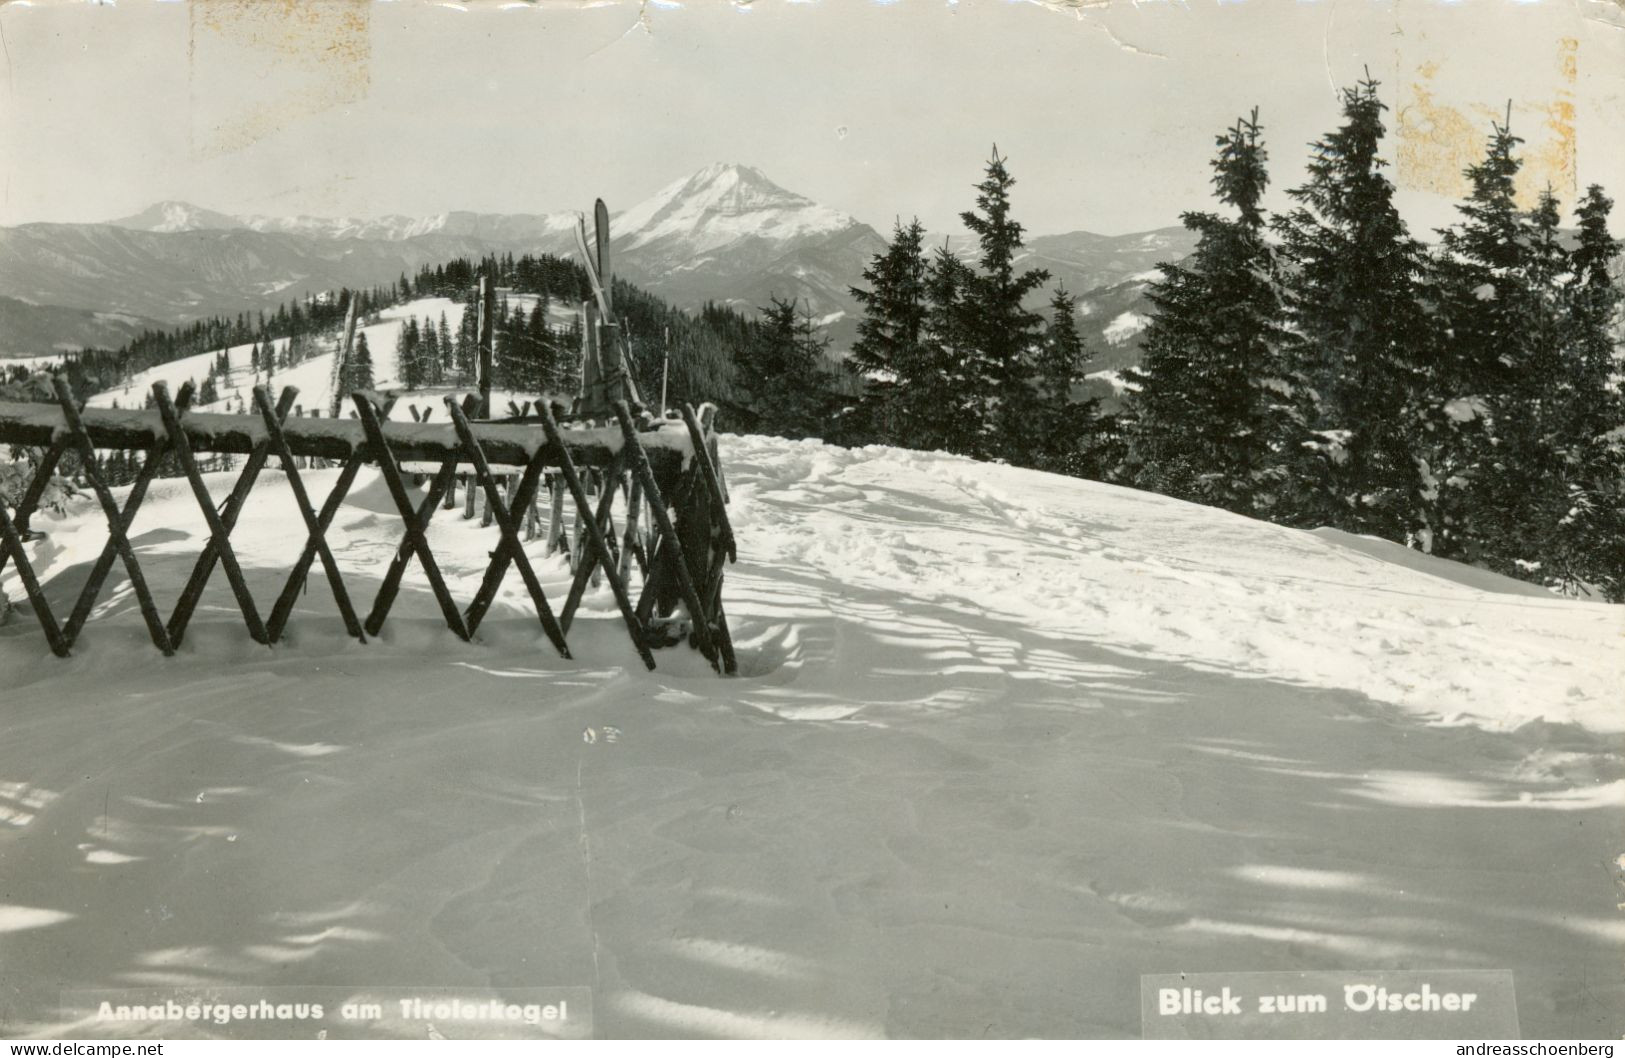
left=2, top=0, right=1622, bottom=236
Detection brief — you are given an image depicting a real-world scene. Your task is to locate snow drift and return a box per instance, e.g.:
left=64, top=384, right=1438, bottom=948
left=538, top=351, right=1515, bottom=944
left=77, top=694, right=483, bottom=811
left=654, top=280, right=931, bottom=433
left=0, top=435, right=1620, bottom=1039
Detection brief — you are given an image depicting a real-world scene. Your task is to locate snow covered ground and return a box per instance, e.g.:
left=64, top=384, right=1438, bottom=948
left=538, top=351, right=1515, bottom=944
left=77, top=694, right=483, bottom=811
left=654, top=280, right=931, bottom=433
left=1102, top=311, right=1150, bottom=346
left=0, top=436, right=1621, bottom=1038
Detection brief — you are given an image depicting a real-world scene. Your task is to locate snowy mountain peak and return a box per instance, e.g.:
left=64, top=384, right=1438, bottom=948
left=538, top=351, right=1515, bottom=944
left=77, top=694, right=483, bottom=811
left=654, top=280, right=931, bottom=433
left=110, top=201, right=243, bottom=234
left=673, top=162, right=818, bottom=211
left=613, top=163, right=860, bottom=254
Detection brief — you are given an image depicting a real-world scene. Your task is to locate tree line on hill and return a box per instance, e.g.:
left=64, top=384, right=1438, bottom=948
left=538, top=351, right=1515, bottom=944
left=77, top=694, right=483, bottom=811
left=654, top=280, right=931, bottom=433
left=0, top=243, right=844, bottom=502
left=52, top=288, right=390, bottom=400
left=828, top=77, right=1623, bottom=599
left=402, top=252, right=815, bottom=418
left=14, top=243, right=823, bottom=421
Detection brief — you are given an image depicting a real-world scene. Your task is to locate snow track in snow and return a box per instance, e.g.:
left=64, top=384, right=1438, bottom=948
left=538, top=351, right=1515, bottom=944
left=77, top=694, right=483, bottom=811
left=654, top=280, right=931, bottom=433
left=0, top=435, right=1619, bottom=1039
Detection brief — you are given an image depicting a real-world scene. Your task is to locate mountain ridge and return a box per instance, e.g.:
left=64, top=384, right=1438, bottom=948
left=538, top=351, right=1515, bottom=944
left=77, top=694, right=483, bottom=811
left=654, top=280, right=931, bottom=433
left=110, top=201, right=582, bottom=244
left=4, top=164, right=1190, bottom=359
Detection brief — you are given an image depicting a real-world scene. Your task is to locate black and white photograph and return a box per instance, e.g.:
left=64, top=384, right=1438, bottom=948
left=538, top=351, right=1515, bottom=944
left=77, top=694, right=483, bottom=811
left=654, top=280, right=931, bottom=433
left=0, top=0, right=1621, bottom=1043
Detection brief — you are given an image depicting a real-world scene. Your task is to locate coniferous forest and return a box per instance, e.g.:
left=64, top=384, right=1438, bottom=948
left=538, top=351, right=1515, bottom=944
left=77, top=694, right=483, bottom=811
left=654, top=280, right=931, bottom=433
left=834, top=78, right=1624, bottom=601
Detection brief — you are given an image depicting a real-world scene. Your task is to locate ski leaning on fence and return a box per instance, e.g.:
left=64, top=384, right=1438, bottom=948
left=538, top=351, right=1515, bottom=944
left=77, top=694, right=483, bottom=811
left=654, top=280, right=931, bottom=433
left=0, top=197, right=739, bottom=673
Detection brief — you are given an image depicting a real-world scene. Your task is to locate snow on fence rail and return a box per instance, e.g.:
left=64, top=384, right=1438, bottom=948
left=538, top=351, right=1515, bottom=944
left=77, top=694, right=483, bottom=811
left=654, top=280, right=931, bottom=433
left=0, top=378, right=737, bottom=674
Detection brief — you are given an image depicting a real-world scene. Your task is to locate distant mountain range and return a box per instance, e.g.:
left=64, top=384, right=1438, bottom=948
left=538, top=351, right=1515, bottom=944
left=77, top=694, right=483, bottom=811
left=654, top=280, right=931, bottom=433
left=111, top=200, right=582, bottom=244
left=0, top=164, right=1194, bottom=363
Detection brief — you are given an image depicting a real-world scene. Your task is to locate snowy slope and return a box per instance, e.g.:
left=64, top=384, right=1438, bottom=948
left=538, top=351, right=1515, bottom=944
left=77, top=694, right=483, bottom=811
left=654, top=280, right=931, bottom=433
left=87, top=295, right=570, bottom=423
left=0, top=438, right=1620, bottom=1039
left=1102, top=310, right=1150, bottom=346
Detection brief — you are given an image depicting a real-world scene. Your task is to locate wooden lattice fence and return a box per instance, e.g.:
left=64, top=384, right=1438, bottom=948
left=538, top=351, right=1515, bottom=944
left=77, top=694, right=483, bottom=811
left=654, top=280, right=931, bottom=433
left=0, top=379, right=737, bottom=674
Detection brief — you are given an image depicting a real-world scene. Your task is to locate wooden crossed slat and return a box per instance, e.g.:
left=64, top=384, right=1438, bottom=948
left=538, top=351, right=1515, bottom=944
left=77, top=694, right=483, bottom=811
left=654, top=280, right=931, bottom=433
left=568, top=466, right=621, bottom=583
left=545, top=475, right=569, bottom=556
left=560, top=455, right=626, bottom=630
left=680, top=404, right=737, bottom=565
left=633, top=507, right=669, bottom=630
left=252, top=385, right=367, bottom=643
left=265, top=422, right=383, bottom=641
left=705, top=566, right=738, bottom=676
left=0, top=435, right=69, bottom=582
left=537, top=403, right=654, bottom=670
left=352, top=392, right=469, bottom=640
left=162, top=384, right=298, bottom=647
left=462, top=454, right=550, bottom=629
left=54, top=383, right=196, bottom=651
left=51, top=377, right=177, bottom=655
left=679, top=403, right=738, bottom=675
left=0, top=490, right=67, bottom=656
left=619, top=472, right=647, bottom=582
left=151, top=382, right=269, bottom=645
left=0, top=433, right=73, bottom=653
left=612, top=401, right=720, bottom=672
left=444, top=397, right=571, bottom=657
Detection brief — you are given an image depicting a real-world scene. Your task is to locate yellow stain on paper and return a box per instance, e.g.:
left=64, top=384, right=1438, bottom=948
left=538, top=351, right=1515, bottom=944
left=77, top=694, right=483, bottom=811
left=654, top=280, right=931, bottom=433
left=1396, top=37, right=1577, bottom=209
left=188, top=0, right=372, bottom=158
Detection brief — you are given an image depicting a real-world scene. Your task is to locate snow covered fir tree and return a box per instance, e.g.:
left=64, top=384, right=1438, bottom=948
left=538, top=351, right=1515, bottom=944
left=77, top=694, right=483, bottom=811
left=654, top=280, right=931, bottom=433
left=1125, top=108, right=1292, bottom=521
left=836, top=83, right=1625, bottom=601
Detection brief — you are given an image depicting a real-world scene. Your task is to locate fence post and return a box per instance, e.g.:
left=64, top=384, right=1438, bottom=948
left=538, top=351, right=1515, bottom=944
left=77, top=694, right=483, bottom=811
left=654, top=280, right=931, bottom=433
left=613, top=401, right=719, bottom=671
left=478, top=273, right=495, bottom=418
left=547, top=475, right=567, bottom=556
left=620, top=471, right=644, bottom=583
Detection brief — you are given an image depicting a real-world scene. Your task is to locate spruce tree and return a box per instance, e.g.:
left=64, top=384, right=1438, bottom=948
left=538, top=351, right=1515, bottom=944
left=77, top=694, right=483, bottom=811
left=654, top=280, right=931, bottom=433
left=959, top=148, right=1050, bottom=462
left=1434, top=117, right=1523, bottom=394
left=396, top=323, right=411, bottom=390
left=399, top=318, right=423, bottom=389
left=1553, top=185, right=1625, bottom=597
left=456, top=299, right=476, bottom=382
left=421, top=317, right=442, bottom=386
left=1433, top=116, right=1556, bottom=572
left=920, top=244, right=979, bottom=455
left=846, top=218, right=929, bottom=446
left=559, top=315, right=583, bottom=395
left=1032, top=287, right=1100, bottom=476
left=528, top=299, right=555, bottom=394
left=1479, top=186, right=1576, bottom=585
left=1128, top=109, right=1292, bottom=518
left=1568, top=186, right=1623, bottom=422
left=1273, top=76, right=1438, bottom=542
left=438, top=312, right=455, bottom=380
left=352, top=332, right=375, bottom=392
left=734, top=297, right=833, bottom=439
